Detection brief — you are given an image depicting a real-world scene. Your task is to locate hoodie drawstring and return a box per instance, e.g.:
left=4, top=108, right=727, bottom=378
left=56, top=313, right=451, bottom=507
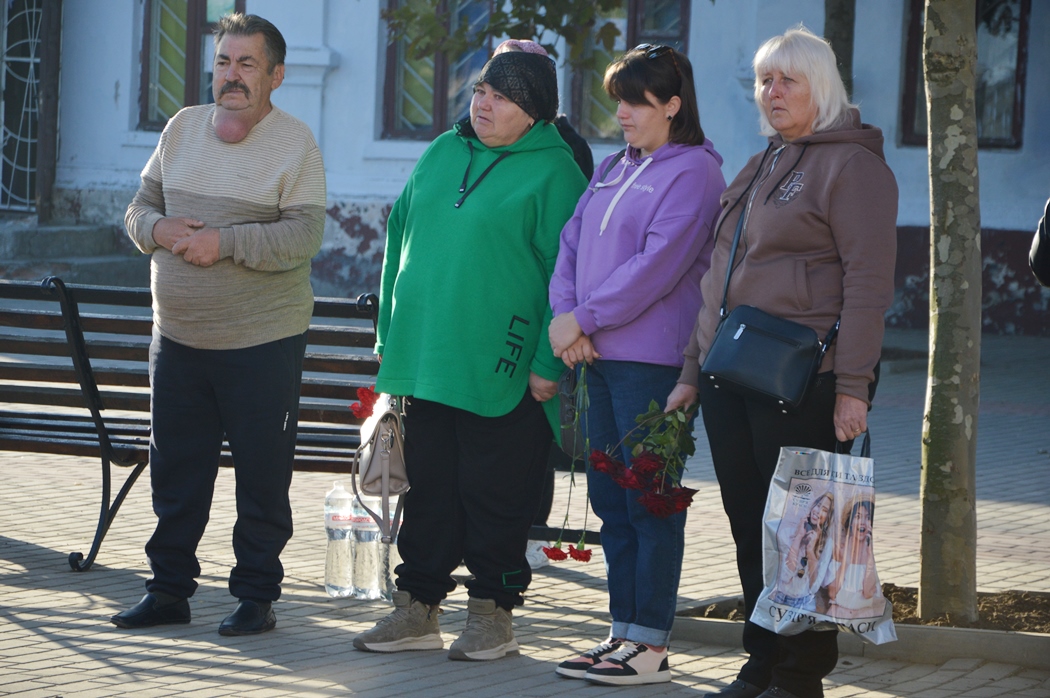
left=593, top=155, right=630, bottom=190
left=599, top=157, right=653, bottom=235
left=459, top=141, right=474, bottom=193
left=455, top=141, right=512, bottom=208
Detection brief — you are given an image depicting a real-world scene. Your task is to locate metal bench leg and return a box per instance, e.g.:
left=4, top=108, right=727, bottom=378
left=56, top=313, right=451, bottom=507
left=68, top=457, right=148, bottom=572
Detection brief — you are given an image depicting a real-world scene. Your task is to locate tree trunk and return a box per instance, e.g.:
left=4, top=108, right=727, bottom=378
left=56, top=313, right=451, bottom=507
left=823, top=0, right=855, bottom=99
left=918, top=0, right=981, bottom=622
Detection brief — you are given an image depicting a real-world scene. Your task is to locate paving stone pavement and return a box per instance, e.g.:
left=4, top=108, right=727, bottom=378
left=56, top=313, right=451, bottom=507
left=1, top=329, right=1048, bottom=697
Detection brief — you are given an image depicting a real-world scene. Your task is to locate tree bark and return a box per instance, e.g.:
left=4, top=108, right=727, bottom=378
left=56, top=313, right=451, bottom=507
left=823, top=0, right=855, bottom=99
left=918, top=0, right=981, bottom=622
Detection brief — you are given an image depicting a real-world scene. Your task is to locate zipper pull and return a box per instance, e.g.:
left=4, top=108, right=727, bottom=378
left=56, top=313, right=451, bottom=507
left=733, top=324, right=746, bottom=340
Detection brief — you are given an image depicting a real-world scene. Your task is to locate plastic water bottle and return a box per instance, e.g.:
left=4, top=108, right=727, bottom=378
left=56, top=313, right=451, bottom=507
left=351, top=494, right=401, bottom=600
left=324, top=481, right=355, bottom=598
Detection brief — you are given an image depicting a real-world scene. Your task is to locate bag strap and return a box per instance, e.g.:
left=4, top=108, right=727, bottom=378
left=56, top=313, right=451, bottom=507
left=714, top=145, right=776, bottom=320
left=596, top=149, right=627, bottom=184
left=717, top=210, right=747, bottom=320
left=835, top=429, right=871, bottom=456
left=350, top=404, right=406, bottom=544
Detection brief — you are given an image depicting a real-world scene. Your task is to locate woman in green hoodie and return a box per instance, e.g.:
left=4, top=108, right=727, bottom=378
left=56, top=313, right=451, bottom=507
left=353, top=50, right=587, bottom=661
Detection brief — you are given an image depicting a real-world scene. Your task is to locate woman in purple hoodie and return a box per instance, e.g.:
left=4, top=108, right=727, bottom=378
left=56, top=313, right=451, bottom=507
left=547, top=45, right=726, bottom=686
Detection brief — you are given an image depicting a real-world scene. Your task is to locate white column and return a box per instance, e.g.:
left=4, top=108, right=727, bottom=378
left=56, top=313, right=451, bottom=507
left=248, top=0, right=338, bottom=142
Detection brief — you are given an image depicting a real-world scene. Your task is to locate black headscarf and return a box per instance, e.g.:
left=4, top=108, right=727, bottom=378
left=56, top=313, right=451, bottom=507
left=474, top=52, right=559, bottom=123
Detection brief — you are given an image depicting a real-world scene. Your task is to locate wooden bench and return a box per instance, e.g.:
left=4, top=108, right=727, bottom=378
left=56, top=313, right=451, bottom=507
left=0, top=277, right=597, bottom=573
left=0, top=277, right=379, bottom=572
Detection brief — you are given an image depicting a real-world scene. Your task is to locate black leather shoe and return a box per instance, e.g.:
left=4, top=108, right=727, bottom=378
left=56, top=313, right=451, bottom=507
left=111, top=592, right=190, bottom=629
left=757, top=689, right=804, bottom=698
left=218, top=599, right=276, bottom=636
left=705, top=679, right=766, bottom=698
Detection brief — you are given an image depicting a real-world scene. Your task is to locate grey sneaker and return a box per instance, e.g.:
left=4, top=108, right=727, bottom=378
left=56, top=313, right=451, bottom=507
left=447, top=597, right=519, bottom=661
left=352, top=590, right=443, bottom=653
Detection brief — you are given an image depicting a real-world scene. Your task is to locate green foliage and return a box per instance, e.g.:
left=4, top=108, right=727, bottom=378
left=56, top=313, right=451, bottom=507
left=626, top=399, right=697, bottom=486
left=381, top=0, right=623, bottom=70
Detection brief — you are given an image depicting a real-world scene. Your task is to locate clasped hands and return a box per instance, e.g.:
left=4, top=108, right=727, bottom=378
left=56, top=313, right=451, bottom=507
left=153, top=216, right=221, bottom=267
left=549, top=312, right=601, bottom=369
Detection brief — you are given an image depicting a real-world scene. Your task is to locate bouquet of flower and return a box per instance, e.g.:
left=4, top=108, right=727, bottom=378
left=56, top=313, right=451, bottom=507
left=542, top=370, right=698, bottom=563
left=589, top=399, right=698, bottom=518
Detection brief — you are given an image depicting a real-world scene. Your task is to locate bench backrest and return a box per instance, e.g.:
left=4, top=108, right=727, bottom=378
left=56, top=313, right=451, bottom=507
left=0, top=278, right=379, bottom=471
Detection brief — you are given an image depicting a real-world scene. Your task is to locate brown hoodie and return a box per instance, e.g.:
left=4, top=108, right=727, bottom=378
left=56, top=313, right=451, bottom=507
left=680, top=109, right=898, bottom=404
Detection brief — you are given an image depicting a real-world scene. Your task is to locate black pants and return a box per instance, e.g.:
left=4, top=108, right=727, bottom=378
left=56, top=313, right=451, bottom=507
left=700, top=373, right=852, bottom=698
left=145, top=330, right=307, bottom=602
left=531, top=443, right=565, bottom=526
left=394, top=391, right=551, bottom=610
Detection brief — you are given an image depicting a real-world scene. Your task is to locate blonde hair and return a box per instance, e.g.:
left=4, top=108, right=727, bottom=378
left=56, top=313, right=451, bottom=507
left=752, top=25, right=854, bottom=137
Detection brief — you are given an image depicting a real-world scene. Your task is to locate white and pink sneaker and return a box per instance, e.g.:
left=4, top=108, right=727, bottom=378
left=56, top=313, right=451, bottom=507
left=584, top=641, right=672, bottom=685
left=555, top=639, right=623, bottom=679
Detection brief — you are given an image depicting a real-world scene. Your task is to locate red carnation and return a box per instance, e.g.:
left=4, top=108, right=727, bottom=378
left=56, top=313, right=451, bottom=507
left=630, top=451, right=664, bottom=478
left=350, top=385, right=379, bottom=419
left=588, top=449, right=617, bottom=470
left=542, top=545, right=568, bottom=561
left=667, top=486, right=698, bottom=513
left=568, top=544, right=592, bottom=562
left=589, top=449, right=623, bottom=475
left=617, top=468, right=650, bottom=491
left=638, top=491, right=677, bottom=518
left=638, top=486, right=699, bottom=518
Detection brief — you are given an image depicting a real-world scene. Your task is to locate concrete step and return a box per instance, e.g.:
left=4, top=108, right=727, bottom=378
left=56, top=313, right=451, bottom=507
left=0, top=217, right=149, bottom=287
left=0, top=255, right=151, bottom=287
left=0, top=223, right=138, bottom=259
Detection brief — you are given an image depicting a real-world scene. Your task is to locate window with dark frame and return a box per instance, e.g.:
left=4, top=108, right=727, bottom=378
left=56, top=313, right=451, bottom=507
left=571, top=0, right=690, bottom=141
left=382, top=0, right=492, bottom=141
left=380, top=0, right=689, bottom=142
left=138, top=0, right=246, bottom=131
left=901, top=0, right=1029, bottom=149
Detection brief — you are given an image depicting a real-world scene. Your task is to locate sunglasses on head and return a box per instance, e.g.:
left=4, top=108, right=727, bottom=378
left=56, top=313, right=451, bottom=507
left=634, top=43, right=681, bottom=77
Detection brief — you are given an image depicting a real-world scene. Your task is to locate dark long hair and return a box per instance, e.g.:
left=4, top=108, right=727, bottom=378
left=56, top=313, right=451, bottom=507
left=603, top=46, right=705, bottom=146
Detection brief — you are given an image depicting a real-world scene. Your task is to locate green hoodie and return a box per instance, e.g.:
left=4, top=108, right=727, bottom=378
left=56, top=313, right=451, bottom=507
left=376, top=121, right=587, bottom=418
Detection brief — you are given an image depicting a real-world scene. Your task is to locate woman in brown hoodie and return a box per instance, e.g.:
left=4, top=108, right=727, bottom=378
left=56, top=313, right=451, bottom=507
left=666, top=26, right=898, bottom=698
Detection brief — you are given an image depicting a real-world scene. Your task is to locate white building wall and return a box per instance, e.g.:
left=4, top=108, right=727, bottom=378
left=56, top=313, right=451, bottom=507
left=56, top=1, right=153, bottom=192
left=54, top=0, right=1049, bottom=230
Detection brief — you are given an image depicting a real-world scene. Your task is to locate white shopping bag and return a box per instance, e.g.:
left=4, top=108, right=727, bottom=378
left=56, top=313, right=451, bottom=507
left=751, top=433, right=897, bottom=645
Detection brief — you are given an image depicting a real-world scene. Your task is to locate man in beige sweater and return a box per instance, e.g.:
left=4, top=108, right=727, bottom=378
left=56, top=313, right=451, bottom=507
left=112, top=13, right=326, bottom=636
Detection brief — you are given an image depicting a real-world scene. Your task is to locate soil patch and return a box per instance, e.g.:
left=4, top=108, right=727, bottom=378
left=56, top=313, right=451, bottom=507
left=680, top=583, right=1050, bottom=634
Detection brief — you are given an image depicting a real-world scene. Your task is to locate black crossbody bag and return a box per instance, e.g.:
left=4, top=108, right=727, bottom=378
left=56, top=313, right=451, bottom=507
left=700, top=208, right=839, bottom=413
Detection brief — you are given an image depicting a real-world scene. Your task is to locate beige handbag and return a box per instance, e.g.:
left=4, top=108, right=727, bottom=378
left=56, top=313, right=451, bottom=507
left=351, top=394, right=409, bottom=543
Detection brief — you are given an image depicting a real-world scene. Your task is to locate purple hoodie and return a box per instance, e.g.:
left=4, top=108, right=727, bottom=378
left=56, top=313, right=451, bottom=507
left=549, top=139, right=726, bottom=367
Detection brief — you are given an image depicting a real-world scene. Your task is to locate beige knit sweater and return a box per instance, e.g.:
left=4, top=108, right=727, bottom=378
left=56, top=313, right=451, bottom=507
left=125, top=104, right=326, bottom=350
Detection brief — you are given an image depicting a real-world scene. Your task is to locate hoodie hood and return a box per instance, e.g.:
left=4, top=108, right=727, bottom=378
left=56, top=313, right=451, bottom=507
left=770, top=108, right=887, bottom=161
left=624, top=138, right=725, bottom=167
left=759, top=108, right=886, bottom=206
left=454, top=116, right=571, bottom=155
left=451, top=118, right=572, bottom=207
left=596, top=140, right=723, bottom=234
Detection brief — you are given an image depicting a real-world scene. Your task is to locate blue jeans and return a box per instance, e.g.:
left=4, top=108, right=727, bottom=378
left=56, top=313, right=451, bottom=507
left=582, top=360, right=687, bottom=646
